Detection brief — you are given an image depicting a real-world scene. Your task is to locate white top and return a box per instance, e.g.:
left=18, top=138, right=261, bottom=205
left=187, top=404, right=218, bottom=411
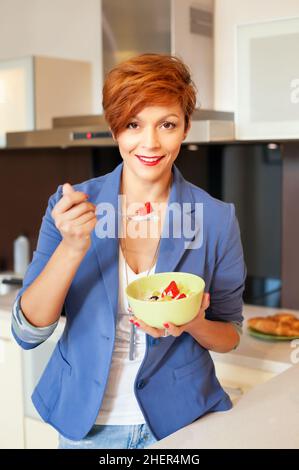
left=95, top=247, right=156, bottom=425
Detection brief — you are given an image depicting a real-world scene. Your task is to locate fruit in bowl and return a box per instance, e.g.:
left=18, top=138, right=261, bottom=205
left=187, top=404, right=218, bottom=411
left=125, top=272, right=205, bottom=329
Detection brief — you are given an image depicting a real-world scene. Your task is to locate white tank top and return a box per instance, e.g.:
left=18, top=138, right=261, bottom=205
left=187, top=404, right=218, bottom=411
left=95, top=247, right=156, bottom=425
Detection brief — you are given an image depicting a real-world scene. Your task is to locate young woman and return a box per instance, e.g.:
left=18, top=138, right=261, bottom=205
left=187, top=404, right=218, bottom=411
left=12, top=54, right=246, bottom=449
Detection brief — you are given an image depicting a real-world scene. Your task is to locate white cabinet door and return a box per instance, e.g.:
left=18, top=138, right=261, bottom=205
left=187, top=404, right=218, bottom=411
left=0, top=336, right=25, bottom=448
left=24, top=417, right=58, bottom=449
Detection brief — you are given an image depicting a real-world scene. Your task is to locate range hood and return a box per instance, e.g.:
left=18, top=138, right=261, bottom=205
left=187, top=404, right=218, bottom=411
left=6, top=0, right=235, bottom=148
left=6, top=110, right=234, bottom=148
left=6, top=115, right=116, bottom=148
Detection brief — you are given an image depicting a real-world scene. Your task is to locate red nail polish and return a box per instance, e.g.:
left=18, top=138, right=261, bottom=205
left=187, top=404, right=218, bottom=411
left=163, top=323, right=169, bottom=328
left=134, top=322, right=140, bottom=327
left=129, top=319, right=134, bottom=323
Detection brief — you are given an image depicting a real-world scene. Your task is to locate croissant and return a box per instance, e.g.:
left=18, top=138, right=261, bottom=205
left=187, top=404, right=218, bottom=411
left=248, top=312, right=299, bottom=336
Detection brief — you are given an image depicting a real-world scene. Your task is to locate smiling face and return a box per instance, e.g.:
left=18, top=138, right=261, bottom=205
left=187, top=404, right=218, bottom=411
left=113, top=103, right=190, bottom=184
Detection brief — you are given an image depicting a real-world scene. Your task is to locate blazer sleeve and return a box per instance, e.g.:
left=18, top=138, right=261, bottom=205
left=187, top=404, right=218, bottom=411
left=11, top=185, right=64, bottom=350
left=206, top=203, right=247, bottom=326
left=11, top=295, right=59, bottom=349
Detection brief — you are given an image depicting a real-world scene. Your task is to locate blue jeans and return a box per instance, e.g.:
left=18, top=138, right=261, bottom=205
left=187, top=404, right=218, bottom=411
left=58, top=423, right=158, bottom=449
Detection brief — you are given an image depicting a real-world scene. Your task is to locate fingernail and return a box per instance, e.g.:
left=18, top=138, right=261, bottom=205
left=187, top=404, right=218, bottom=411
left=134, top=322, right=140, bottom=327
left=163, top=323, right=169, bottom=328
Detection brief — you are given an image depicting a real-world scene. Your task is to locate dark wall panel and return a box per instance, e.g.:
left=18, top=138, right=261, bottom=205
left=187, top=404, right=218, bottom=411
left=0, top=147, right=92, bottom=270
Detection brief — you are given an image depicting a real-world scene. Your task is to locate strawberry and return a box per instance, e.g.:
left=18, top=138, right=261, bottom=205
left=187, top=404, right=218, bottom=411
left=145, top=201, right=152, bottom=214
left=175, top=293, right=186, bottom=300
left=162, top=280, right=180, bottom=299
left=136, top=202, right=152, bottom=216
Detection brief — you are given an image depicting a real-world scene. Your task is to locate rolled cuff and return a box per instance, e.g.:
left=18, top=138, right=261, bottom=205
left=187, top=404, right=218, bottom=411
left=12, top=295, right=59, bottom=344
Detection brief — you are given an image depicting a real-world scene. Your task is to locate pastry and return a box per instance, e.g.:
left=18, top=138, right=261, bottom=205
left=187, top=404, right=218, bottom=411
left=248, top=312, right=299, bottom=336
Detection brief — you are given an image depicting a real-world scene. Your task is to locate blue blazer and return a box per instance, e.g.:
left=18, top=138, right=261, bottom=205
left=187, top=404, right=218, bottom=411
left=12, top=162, right=246, bottom=441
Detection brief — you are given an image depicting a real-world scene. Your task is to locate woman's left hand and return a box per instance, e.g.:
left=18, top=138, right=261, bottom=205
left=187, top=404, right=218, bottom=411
left=128, top=292, right=210, bottom=338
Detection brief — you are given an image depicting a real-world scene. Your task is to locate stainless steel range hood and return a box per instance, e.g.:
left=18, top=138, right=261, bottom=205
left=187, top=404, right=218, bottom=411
left=6, top=0, right=235, bottom=148
left=102, top=0, right=215, bottom=108
left=6, top=110, right=234, bottom=148
left=6, top=115, right=116, bottom=149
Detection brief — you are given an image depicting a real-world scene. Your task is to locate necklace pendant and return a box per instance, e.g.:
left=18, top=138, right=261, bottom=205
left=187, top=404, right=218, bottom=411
left=127, top=212, right=159, bottom=221
left=130, top=201, right=159, bottom=221
left=136, top=201, right=152, bottom=216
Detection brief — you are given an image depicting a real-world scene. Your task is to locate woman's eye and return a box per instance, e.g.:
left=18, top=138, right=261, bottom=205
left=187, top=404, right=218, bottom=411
left=126, top=121, right=176, bottom=130
left=162, top=121, right=176, bottom=129
left=127, top=122, right=138, bottom=129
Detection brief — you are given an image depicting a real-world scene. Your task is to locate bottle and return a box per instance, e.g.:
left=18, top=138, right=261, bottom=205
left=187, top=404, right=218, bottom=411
left=13, top=234, right=30, bottom=277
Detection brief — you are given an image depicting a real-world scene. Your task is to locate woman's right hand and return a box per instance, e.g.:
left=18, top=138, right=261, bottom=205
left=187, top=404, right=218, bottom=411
left=51, top=183, right=97, bottom=254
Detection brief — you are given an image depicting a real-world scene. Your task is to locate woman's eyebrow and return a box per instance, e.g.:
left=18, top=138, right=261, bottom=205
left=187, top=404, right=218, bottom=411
left=133, top=114, right=180, bottom=122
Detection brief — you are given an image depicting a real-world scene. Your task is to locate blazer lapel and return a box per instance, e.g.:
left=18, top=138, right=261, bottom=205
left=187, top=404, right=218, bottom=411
left=91, top=164, right=123, bottom=327
left=155, top=165, right=199, bottom=274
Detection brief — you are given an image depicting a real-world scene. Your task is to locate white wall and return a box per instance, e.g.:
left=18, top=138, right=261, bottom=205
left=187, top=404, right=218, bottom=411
left=0, top=0, right=102, bottom=113
left=214, top=0, right=299, bottom=111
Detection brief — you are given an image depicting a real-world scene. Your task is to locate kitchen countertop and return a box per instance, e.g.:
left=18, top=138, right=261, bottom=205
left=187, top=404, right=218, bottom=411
left=148, top=362, right=299, bottom=449
left=211, top=304, right=299, bottom=374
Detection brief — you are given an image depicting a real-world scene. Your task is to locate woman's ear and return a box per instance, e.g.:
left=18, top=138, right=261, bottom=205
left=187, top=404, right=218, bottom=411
left=109, top=128, right=117, bottom=142
left=183, top=122, right=191, bottom=140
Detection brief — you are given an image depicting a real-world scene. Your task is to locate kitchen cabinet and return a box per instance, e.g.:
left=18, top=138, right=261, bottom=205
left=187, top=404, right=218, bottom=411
left=0, top=297, right=60, bottom=449
left=0, top=332, right=25, bottom=448
left=0, top=56, right=92, bottom=147
left=24, top=417, right=58, bottom=449
left=0, top=319, right=59, bottom=449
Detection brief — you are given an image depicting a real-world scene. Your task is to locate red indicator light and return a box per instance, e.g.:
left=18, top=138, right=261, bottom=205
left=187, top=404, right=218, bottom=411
left=86, top=132, right=92, bottom=139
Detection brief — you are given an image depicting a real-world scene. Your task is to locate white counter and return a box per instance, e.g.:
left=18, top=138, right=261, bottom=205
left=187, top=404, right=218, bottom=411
left=1, top=291, right=299, bottom=449
left=148, top=363, right=299, bottom=449
left=211, top=304, right=298, bottom=374
left=146, top=304, right=299, bottom=449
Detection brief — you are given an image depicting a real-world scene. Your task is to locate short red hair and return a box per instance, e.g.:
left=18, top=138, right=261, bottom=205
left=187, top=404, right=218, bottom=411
left=102, top=53, right=197, bottom=137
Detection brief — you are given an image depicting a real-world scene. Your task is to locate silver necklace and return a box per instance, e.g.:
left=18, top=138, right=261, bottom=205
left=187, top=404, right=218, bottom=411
left=119, top=177, right=172, bottom=360
left=121, top=222, right=162, bottom=361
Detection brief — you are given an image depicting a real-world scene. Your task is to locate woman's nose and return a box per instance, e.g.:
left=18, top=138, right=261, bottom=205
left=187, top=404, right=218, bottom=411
left=141, top=127, right=160, bottom=150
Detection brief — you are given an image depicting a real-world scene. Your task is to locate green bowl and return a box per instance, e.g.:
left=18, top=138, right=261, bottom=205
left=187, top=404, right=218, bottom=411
left=125, top=272, right=205, bottom=329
